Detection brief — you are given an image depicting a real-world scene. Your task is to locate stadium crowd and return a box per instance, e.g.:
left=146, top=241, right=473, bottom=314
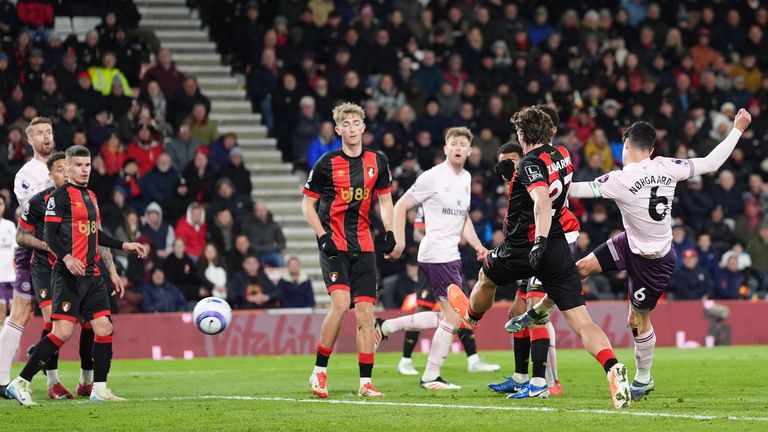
left=1, top=0, right=768, bottom=315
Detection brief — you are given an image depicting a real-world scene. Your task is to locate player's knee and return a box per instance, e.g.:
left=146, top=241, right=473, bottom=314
left=9, top=301, right=33, bottom=325
left=52, top=324, right=75, bottom=342
left=477, top=269, right=496, bottom=292
left=91, top=318, right=114, bottom=336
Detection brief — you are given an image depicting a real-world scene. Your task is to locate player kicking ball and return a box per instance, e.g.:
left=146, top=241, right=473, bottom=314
left=543, top=109, right=751, bottom=402
left=374, top=127, right=497, bottom=390
left=6, top=145, right=147, bottom=406
left=303, top=102, right=396, bottom=398
left=448, top=107, right=631, bottom=408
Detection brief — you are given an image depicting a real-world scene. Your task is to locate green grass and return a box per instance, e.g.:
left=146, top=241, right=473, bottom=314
left=2, top=346, right=768, bottom=431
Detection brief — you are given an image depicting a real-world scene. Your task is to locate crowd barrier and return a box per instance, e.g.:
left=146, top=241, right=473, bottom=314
left=16, top=300, right=767, bottom=361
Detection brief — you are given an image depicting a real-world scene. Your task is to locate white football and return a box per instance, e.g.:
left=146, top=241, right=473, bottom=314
left=192, top=297, right=233, bottom=335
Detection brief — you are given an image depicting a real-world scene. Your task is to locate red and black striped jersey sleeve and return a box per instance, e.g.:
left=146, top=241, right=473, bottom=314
left=303, top=154, right=331, bottom=199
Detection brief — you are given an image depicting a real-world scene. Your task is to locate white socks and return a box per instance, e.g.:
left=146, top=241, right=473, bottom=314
left=382, top=312, right=440, bottom=336
left=0, top=319, right=23, bottom=386
left=80, top=369, right=94, bottom=385
left=47, top=370, right=60, bottom=388
left=545, top=321, right=558, bottom=386
left=312, top=366, right=327, bottom=375
left=466, top=353, right=480, bottom=367
left=634, top=328, right=656, bottom=383
left=512, top=372, right=529, bottom=383
left=359, top=377, right=371, bottom=386
left=531, top=377, right=547, bottom=388
left=421, top=320, right=455, bottom=382
left=93, top=382, right=107, bottom=392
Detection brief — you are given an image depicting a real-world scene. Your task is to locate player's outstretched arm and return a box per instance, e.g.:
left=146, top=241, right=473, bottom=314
left=690, top=108, right=751, bottom=176
left=568, top=181, right=602, bottom=199
left=98, top=228, right=147, bottom=258
left=386, top=194, right=415, bottom=261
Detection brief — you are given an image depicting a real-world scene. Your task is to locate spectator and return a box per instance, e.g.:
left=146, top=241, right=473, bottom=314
left=166, top=123, right=200, bottom=172
left=691, top=28, right=719, bottom=73
left=240, top=201, right=286, bottom=267
left=141, top=152, right=179, bottom=205
left=183, top=146, right=216, bottom=203
left=381, top=257, right=429, bottom=309
left=33, top=74, right=65, bottom=118
left=163, top=238, right=200, bottom=302
left=140, top=268, right=187, bottom=313
left=162, top=177, right=193, bottom=229
left=209, top=132, right=238, bottom=171
left=16, top=0, right=53, bottom=40
left=713, top=251, right=745, bottom=299
left=574, top=153, right=605, bottom=183
left=88, top=51, right=133, bottom=96
left=196, top=242, right=228, bottom=299
left=704, top=205, right=737, bottom=257
left=668, top=249, right=714, bottom=300
left=306, top=120, right=341, bottom=169
left=583, top=128, right=613, bottom=173
left=140, top=80, right=168, bottom=120
left=226, top=234, right=255, bottom=275
left=68, top=71, right=104, bottom=121
left=211, top=177, right=252, bottom=219
left=53, top=102, right=82, bottom=150
left=712, top=170, right=744, bottom=219
left=678, top=176, right=715, bottom=233
left=208, top=207, right=236, bottom=254
left=696, top=233, right=720, bottom=279
left=141, top=48, right=185, bottom=98
left=228, top=254, right=281, bottom=309
left=277, top=256, right=315, bottom=308
left=747, top=224, right=768, bottom=294
left=170, top=76, right=211, bottom=126
left=292, top=96, right=322, bottom=168
left=115, top=208, right=141, bottom=269
left=99, top=132, right=125, bottom=177
left=672, top=224, right=696, bottom=264
left=175, top=201, right=207, bottom=259
left=217, top=146, right=252, bottom=196
left=117, top=159, right=143, bottom=211
left=185, top=102, right=219, bottom=147
left=140, top=202, right=175, bottom=260
left=247, top=47, right=280, bottom=133
left=735, top=197, right=763, bottom=242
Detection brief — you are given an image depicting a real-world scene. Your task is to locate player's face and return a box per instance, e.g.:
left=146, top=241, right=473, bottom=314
left=444, top=135, right=471, bottom=166
left=49, top=159, right=68, bottom=188
left=68, top=156, right=91, bottom=186
left=335, top=114, right=365, bottom=147
left=27, top=124, right=54, bottom=158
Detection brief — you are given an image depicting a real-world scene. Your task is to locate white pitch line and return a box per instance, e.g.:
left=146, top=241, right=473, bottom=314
left=141, top=395, right=768, bottom=422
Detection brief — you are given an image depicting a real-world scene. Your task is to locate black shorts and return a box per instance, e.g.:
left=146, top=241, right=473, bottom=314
left=483, top=236, right=585, bottom=311
left=31, top=260, right=53, bottom=308
left=51, top=270, right=111, bottom=323
left=320, top=251, right=377, bottom=305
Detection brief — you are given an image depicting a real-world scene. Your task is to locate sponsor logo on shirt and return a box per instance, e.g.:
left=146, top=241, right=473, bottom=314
left=525, top=165, right=544, bottom=181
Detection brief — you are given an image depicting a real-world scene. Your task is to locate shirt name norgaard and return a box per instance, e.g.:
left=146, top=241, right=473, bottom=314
left=442, top=208, right=467, bottom=216
left=629, top=175, right=673, bottom=194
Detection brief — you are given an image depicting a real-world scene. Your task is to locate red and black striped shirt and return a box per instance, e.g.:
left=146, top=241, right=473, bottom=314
left=504, top=144, right=573, bottom=247
left=19, top=186, right=56, bottom=268
left=44, top=183, right=102, bottom=276
left=303, top=149, right=393, bottom=252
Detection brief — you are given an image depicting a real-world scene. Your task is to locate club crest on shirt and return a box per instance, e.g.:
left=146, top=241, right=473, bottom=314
left=525, top=165, right=543, bottom=181
left=597, top=174, right=610, bottom=183
left=62, top=302, right=71, bottom=312
left=329, top=272, right=339, bottom=283
left=366, top=166, right=376, bottom=178
left=40, top=289, right=47, bottom=299
left=22, top=180, right=30, bottom=190
left=46, top=197, right=55, bottom=210
left=304, top=170, right=314, bottom=189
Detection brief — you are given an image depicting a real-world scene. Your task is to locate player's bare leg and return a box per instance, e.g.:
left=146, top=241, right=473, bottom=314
left=448, top=270, right=496, bottom=329
left=311, top=290, right=350, bottom=398
left=355, top=300, right=382, bottom=397
left=560, top=305, right=630, bottom=408
left=0, top=295, right=33, bottom=396
left=628, top=308, right=656, bottom=401
left=89, top=315, right=123, bottom=402
left=576, top=253, right=603, bottom=279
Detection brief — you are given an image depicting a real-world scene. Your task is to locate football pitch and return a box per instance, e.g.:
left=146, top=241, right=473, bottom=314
left=2, top=346, right=767, bottom=431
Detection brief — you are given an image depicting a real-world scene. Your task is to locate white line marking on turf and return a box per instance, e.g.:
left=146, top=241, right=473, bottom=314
left=141, top=395, right=768, bottom=422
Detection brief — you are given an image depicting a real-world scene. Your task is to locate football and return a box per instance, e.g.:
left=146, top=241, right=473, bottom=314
left=192, top=297, right=233, bottom=335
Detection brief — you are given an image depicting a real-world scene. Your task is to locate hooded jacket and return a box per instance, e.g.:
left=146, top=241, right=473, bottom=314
left=174, top=202, right=207, bottom=258
left=140, top=202, right=175, bottom=256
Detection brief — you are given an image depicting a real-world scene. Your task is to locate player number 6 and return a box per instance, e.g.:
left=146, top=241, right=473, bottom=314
left=633, top=287, right=647, bottom=302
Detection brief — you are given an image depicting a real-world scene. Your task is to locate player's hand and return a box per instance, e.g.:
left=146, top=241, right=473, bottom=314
left=475, top=246, right=489, bottom=262
left=123, top=242, right=148, bottom=259
left=529, top=236, right=547, bottom=271
left=63, top=254, right=86, bottom=277
left=110, top=271, right=125, bottom=299
left=494, top=159, right=516, bottom=181
left=385, top=241, right=405, bottom=262
left=383, top=231, right=396, bottom=254
left=734, top=108, right=752, bottom=132
left=317, top=232, right=338, bottom=257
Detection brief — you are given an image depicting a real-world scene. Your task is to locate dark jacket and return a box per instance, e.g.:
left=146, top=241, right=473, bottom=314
left=140, top=281, right=188, bottom=312
left=277, top=274, right=315, bottom=308
left=163, top=253, right=200, bottom=301
left=217, top=161, right=252, bottom=196
left=240, top=216, right=286, bottom=255
left=668, top=265, right=714, bottom=300
left=141, top=166, right=180, bottom=205
left=227, top=270, right=281, bottom=309
left=713, top=268, right=744, bottom=300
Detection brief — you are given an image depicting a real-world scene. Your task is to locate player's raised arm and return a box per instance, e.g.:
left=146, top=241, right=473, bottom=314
left=569, top=181, right=602, bottom=199
left=690, top=108, right=751, bottom=176
left=387, top=194, right=416, bottom=261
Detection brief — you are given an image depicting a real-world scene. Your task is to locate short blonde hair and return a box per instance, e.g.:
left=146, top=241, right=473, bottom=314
left=26, top=116, right=53, bottom=133
left=332, top=102, right=365, bottom=125
left=444, top=126, right=473, bottom=144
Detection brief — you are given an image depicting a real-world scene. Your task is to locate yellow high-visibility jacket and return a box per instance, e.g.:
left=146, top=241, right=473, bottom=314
left=88, top=66, right=134, bottom=96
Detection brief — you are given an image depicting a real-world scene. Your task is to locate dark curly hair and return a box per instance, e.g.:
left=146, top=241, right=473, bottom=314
left=510, top=107, right=554, bottom=146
